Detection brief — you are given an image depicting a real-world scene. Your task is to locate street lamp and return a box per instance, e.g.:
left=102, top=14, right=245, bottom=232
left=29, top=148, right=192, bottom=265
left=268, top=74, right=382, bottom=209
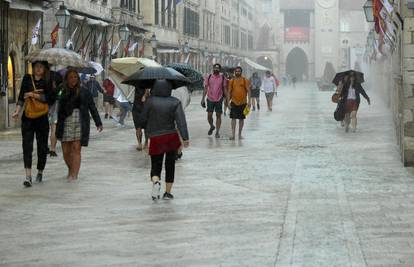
left=363, top=0, right=374, bottom=23
left=119, top=24, right=130, bottom=41
left=150, top=33, right=158, bottom=61
left=55, top=3, right=71, bottom=29
left=183, top=41, right=190, bottom=54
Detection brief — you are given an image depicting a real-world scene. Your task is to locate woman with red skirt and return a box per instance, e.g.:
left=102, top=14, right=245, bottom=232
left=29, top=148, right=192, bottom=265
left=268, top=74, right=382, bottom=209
left=138, top=80, right=189, bottom=200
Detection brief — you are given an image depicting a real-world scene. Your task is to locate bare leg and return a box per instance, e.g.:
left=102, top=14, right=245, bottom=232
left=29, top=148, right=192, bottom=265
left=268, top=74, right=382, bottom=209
left=166, top=183, right=173, bottom=193
left=50, top=124, right=57, bottom=152
left=351, top=111, right=358, bottom=131
left=136, top=128, right=143, bottom=150
left=71, top=141, right=82, bottom=179
left=216, top=113, right=222, bottom=136
left=61, top=142, right=72, bottom=178
left=256, top=97, right=260, bottom=110
left=25, top=168, right=32, bottom=178
left=230, top=119, right=236, bottom=140
left=239, top=119, right=245, bottom=139
left=252, top=98, right=256, bottom=110
left=344, top=113, right=351, bottom=132
left=207, top=112, right=214, bottom=127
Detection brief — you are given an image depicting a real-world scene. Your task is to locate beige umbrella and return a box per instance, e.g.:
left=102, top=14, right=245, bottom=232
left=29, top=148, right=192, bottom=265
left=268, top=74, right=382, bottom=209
left=108, top=57, right=161, bottom=102
left=26, top=48, right=89, bottom=67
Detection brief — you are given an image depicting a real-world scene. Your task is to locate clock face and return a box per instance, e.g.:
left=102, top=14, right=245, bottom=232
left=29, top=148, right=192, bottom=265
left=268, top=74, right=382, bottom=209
left=317, top=0, right=336, bottom=9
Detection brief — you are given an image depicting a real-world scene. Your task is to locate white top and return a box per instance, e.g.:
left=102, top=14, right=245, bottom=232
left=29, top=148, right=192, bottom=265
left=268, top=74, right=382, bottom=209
left=113, top=87, right=128, bottom=103
left=347, top=86, right=357, bottom=100
left=261, top=76, right=276, bottom=93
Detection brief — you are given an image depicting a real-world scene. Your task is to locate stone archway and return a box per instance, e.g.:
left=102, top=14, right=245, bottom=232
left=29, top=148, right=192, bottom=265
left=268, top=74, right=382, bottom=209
left=286, top=47, right=308, bottom=81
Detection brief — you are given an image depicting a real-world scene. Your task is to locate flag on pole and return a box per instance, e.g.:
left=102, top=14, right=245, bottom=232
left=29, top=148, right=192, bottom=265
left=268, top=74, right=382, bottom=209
left=51, top=24, right=59, bottom=48
left=128, top=42, right=138, bottom=52
left=31, top=19, right=41, bottom=45
left=124, top=39, right=131, bottom=57
left=139, top=39, right=145, bottom=57
left=111, top=40, right=121, bottom=56
left=65, top=27, right=78, bottom=50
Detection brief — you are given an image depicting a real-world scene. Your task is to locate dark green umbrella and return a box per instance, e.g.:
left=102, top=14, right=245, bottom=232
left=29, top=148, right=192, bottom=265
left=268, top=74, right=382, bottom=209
left=122, top=66, right=191, bottom=89
left=165, top=63, right=204, bottom=92
left=332, top=70, right=364, bottom=86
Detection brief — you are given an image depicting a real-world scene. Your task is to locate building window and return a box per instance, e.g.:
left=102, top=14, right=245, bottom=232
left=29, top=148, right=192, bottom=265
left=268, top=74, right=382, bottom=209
left=155, top=0, right=159, bottom=25
left=183, top=7, right=199, bottom=37
left=121, top=0, right=136, bottom=12
left=223, top=25, right=230, bottom=45
left=161, top=0, right=165, bottom=26
left=241, top=32, right=247, bottom=50
left=173, top=0, right=177, bottom=28
left=248, top=33, right=254, bottom=50
left=232, top=28, right=239, bottom=48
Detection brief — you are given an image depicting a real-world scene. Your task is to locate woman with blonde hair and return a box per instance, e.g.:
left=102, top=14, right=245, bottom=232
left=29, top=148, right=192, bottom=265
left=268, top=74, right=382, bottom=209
left=56, top=69, right=103, bottom=181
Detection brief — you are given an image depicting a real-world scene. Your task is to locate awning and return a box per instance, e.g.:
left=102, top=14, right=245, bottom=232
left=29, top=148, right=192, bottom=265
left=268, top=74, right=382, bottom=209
left=9, top=0, right=44, bottom=12
left=244, top=58, right=271, bottom=71
left=71, top=14, right=110, bottom=27
left=158, top=49, right=180, bottom=54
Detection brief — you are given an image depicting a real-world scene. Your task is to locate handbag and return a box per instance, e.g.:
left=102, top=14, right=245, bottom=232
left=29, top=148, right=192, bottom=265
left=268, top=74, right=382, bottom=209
left=243, top=105, right=250, bottom=116
left=24, top=75, right=49, bottom=119
left=331, top=93, right=340, bottom=103
left=334, top=101, right=345, bottom=121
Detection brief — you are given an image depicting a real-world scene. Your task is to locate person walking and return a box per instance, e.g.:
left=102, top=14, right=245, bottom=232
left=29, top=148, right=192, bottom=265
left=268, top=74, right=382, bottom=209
left=201, top=63, right=227, bottom=138
left=56, top=69, right=103, bottom=181
left=249, top=72, right=262, bottom=111
left=227, top=66, right=251, bottom=140
left=261, top=71, right=277, bottom=111
left=132, top=86, right=149, bottom=151
left=102, top=77, right=115, bottom=119
left=138, top=79, right=189, bottom=200
left=48, top=70, right=63, bottom=157
left=340, top=72, right=371, bottom=133
left=85, top=74, right=103, bottom=109
left=113, top=85, right=132, bottom=128
left=292, top=75, right=297, bottom=88
left=12, top=61, right=53, bottom=187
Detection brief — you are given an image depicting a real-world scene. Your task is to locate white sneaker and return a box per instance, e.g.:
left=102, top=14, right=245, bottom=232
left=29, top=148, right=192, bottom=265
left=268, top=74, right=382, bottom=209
left=152, top=181, right=161, bottom=200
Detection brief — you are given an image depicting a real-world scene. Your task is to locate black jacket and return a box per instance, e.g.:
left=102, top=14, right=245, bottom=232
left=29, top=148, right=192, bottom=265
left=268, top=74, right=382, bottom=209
left=85, top=80, right=103, bottom=98
left=340, top=82, right=370, bottom=104
left=138, top=83, right=189, bottom=141
left=56, top=87, right=102, bottom=146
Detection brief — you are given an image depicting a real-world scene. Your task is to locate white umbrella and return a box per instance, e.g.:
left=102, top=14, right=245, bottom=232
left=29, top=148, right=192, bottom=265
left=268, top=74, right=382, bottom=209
left=88, top=61, right=104, bottom=75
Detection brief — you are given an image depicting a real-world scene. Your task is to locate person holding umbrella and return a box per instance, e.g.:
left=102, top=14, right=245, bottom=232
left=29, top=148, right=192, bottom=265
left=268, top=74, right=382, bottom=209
left=123, top=67, right=190, bottom=200
left=12, top=61, right=53, bottom=187
left=338, top=71, right=371, bottom=132
left=56, top=69, right=103, bottom=181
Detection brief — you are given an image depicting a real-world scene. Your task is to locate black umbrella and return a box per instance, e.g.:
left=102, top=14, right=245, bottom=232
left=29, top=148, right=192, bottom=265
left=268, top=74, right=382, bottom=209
left=332, top=70, right=364, bottom=86
left=122, top=66, right=191, bottom=89
left=74, top=66, right=97, bottom=74
left=165, top=63, right=204, bottom=92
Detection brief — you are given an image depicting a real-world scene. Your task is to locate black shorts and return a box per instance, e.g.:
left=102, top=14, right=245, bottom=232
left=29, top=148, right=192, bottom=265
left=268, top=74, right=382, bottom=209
left=104, top=95, right=115, bottom=105
left=230, top=103, right=246, bottom=120
left=251, top=88, right=260, bottom=98
left=207, top=98, right=223, bottom=113
left=132, top=110, right=144, bottom=129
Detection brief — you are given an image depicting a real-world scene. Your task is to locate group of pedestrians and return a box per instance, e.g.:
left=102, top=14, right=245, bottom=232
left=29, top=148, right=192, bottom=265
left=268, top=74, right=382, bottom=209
left=12, top=62, right=102, bottom=187
left=202, top=64, right=280, bottom=140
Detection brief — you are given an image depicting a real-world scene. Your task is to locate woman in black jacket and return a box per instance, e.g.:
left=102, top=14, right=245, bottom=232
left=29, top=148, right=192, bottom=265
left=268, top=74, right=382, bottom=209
left=340, top=72, right=371, bottom=132
left=12, top=61, right=53, bottom=187
left=56, top=69, right=103, bottom=181
left=139, top=79, right=189, bottom=200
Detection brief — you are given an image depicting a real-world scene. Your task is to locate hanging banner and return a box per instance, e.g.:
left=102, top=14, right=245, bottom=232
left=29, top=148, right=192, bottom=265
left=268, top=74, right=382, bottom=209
left=50, top=24, right=59, bottom=48
left=285, top=27, right=309, bottom=42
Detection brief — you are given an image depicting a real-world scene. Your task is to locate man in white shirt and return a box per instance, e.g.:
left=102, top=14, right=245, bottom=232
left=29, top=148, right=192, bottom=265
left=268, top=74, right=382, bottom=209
left=261, top=71, right=277, bottom=111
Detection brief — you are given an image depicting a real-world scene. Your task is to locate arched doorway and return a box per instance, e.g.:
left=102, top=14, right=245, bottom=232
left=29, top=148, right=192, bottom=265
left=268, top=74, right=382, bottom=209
left=286, top=47, right=308, bottom=81
left=7, top=53, right=16, bottom=103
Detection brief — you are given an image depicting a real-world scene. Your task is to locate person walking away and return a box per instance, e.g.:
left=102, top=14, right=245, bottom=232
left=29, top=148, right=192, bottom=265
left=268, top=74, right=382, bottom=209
left=85, top=74, right=103, bottom=110
left=12, top=61, right=53, bottom=187
left=249, top=72, right=262, bottom=111
left=48, top=70, right=63, bottom=157
left=340, top=72, right=370, bottom=133
left=292, top=75, right=297, bottom=88
left=227, top=66, right=251, bottom=140
left=113, top=85, right=132, bottom=128
left=132, top=86, right=149, bottom=151
left=138, top=80, right=189, bottom=200
left=261, top=71, right=277, bottom=111
left=201, top=63, right=227, bottom=138
left=56, top=69, right=103, bottom=181
left=102, top=78, right=115, bottom=119
left=335, top=75, right=349, bottom=128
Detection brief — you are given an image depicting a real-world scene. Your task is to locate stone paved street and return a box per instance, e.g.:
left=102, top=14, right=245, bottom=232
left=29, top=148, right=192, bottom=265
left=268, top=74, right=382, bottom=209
left=1, top=83, right=414, bottom=267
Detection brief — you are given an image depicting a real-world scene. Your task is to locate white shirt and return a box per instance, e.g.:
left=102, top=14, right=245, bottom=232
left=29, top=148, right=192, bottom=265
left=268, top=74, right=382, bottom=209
left=261, top=76, right=276, bottom=93
left=113, top=87, right=128, bottom=103
left=347, top=87, right=357, bottom=100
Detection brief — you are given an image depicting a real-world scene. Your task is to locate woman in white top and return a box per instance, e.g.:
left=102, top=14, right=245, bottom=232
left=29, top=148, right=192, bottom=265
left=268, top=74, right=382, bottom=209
left=261, top=71, right=277, bottom=111
left=340, top=72, right=371, bottom=132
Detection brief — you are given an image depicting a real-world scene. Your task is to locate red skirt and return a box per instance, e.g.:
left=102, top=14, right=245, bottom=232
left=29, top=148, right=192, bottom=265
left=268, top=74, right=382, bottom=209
left=346, top=99, right=359, bottom=113
left=149, top=133, right=181, bottom=156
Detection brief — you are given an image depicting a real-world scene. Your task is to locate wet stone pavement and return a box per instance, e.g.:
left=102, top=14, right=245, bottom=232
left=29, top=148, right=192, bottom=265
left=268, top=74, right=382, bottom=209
left=1, top=83, right=414, bottom=266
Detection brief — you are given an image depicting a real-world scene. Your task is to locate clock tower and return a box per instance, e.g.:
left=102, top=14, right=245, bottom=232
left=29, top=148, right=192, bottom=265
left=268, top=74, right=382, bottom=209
left=314, top=0, right=339, bottom=77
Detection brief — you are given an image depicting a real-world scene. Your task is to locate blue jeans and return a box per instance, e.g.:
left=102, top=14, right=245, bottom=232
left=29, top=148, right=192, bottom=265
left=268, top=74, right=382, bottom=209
left=118, top=102, right=132, bottom=125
